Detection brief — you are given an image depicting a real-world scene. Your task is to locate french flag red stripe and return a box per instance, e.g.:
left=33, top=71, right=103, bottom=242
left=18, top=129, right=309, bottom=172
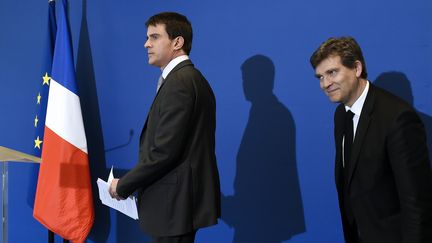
left=34, top=127, right=93, bottom=240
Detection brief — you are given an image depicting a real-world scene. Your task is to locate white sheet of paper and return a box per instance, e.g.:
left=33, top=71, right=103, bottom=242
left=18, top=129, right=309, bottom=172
left=97, top=167, right=139, bottom=220
left=108, top=166, right=114, bottom=184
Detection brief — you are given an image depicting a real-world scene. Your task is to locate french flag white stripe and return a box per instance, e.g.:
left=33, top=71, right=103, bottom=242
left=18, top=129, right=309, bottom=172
left=45, top=79, right=88, bottom=153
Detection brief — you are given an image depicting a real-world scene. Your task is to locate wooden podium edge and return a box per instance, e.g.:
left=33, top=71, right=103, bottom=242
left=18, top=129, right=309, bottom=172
left=0, top=146, right=41, bottom=163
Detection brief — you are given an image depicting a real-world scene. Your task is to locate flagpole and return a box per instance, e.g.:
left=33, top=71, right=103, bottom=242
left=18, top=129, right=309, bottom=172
left=48, top=230, right=70, bottom=243
left=48, top=230, right=53, bottom=243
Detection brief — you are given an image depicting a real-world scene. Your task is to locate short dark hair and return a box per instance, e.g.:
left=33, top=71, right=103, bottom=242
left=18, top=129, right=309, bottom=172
left=310, top=36, right=368, bottom=79
left=146, top=12, right=193, bottom=55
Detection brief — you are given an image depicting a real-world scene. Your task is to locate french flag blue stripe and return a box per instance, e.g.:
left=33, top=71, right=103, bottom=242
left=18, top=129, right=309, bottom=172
left=50, top=1, right=78, bottom=95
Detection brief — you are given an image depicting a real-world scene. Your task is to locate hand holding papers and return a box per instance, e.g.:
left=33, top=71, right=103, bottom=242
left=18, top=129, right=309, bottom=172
left=97, top=167, right=138, bottom=220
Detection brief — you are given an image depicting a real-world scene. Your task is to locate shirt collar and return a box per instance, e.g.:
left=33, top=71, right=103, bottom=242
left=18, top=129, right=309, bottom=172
left=161, top=55, right=189, bottom=79
left=345, top=80, right=369, bottom=116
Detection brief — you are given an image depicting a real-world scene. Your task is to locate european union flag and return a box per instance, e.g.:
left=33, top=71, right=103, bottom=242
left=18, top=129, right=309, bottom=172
left=27, top=0, right=56, bottom=208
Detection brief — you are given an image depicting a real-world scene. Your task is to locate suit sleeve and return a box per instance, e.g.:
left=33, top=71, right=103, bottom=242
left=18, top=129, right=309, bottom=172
left=117, top=77, right=195, bottom=198
left=387, top=109, right=432, bottom=242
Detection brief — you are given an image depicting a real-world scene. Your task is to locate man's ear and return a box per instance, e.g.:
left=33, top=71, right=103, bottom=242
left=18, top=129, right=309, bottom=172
left=173, top=36, right=185, bottom=51
left=354, top=60, right=363, bottom=78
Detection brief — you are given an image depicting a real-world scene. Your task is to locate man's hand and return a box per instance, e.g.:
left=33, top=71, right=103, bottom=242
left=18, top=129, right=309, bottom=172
left=109, top=178, right=125, bottom=200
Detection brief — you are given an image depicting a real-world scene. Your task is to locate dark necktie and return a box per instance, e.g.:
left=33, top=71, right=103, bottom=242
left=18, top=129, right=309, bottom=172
left=344, top=110, right=355, bottom=169
left=343, top=109, right=355, bottom=224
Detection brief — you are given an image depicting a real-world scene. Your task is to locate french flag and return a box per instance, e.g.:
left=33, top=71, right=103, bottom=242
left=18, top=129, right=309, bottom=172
left=33, top=1, right=94, bottom=242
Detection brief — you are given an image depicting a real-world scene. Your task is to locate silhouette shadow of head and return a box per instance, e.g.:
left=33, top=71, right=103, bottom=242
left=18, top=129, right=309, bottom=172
left=222, top=55, right=305, bottom=243
left=374, top=71, right=432, bottom=163
left=242, top=54, right=275, bottom=102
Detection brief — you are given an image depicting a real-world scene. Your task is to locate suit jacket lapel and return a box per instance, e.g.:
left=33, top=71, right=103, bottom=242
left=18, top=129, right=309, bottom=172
left=347, top=84, right=376, bottom=187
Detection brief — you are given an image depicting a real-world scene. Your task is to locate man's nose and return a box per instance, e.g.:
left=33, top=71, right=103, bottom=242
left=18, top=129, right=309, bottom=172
left=144, top=39, right=150, bottom=48
left=321, top=76, right=332, bottom=89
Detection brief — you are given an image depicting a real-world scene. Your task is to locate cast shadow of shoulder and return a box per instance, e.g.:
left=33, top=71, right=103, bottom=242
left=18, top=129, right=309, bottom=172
left=374, top=71, right=432, bottom=163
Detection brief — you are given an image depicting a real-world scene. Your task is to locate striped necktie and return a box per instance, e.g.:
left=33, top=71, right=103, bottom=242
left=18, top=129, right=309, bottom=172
left=156, top=75, right=164, bottom=92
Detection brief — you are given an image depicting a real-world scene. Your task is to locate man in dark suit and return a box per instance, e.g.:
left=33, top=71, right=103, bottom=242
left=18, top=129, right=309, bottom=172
left=310, top=36, right=432, bottom=243
left=109, top=12, right=221, bottom=243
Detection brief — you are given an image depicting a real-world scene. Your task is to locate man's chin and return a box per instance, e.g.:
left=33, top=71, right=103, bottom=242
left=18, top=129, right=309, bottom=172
left=328, top=96, right=341, bottom=104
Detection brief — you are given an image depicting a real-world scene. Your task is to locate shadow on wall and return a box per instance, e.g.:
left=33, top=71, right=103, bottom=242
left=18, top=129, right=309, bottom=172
left=374, top=72, right=432, bottom=164
left=75, top=0, right=110, bottom=241
left=221, top=55, right=306, bottom=243
left=78, top=0, right=144, bottom=237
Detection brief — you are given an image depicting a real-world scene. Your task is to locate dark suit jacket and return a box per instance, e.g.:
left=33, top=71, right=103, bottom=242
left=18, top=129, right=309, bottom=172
left=117, top=60, right=221, bottom=237
left=334, top=83, right=432, bottom=243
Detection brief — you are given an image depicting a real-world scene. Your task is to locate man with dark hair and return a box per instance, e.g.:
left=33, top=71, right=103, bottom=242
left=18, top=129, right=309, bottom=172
left=145, top=12, right=193, bottom=55
left=109, top=12, right=221, bottom=243
left=310, top=36, right=432, bottom=243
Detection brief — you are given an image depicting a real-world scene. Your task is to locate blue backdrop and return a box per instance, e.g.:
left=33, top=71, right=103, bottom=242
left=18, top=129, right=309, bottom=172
left=0, top=0, right=431, bottom=242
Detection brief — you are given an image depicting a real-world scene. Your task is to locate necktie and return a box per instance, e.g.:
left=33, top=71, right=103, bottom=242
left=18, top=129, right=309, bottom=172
left=344, top=110, right=355, bottom=169
left=343, top=109, right=355, bottom=223
left=156, top=75, right=164, bottom=92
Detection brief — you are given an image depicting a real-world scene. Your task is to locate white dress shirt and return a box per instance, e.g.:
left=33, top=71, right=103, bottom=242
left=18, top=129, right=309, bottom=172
left=342, top=81, right=370, bottom=167
left=161, top=55, right=189, bottom=79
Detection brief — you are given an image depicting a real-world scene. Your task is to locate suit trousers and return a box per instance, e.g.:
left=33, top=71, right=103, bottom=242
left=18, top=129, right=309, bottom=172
left=151, top=230, right=197, bottom=243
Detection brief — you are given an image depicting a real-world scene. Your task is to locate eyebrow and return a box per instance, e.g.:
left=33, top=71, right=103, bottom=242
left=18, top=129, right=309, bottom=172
left=148, top=33, right=161, bottom=38
left=314, top=68, right=339, bottom=79
left=325, top=68, right=339, bottom=74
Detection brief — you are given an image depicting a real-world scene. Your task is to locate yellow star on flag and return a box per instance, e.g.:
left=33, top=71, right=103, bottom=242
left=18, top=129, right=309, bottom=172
left=37, top=93, right=42, bottom=104
left=34, top=136, right=43, bottom=149
left=42, top=72, right=50, bottom=86
left=34, top=115, right=39, bottom=127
